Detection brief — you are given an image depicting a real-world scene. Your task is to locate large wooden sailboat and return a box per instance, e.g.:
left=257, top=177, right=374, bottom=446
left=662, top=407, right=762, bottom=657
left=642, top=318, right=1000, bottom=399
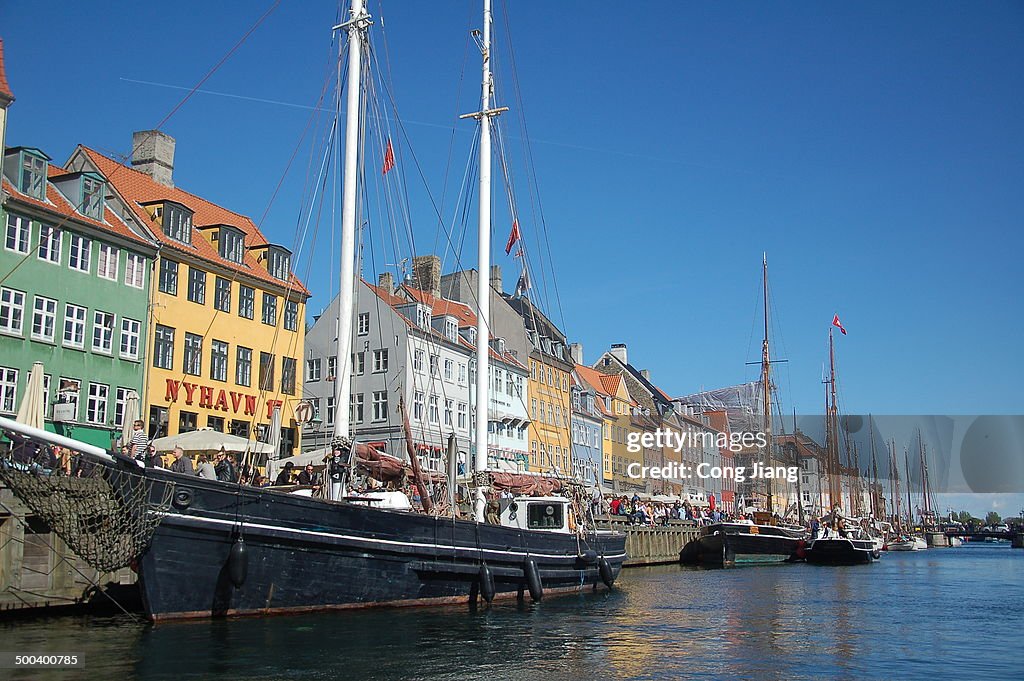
left=0, top=0, right=625, bottom=620
left=680, top=256, right=806, bottom=567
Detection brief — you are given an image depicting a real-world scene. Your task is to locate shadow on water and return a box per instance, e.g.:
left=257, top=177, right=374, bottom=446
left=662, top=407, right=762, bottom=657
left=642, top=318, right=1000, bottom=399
left=2, top=544, right=1022, bottom=680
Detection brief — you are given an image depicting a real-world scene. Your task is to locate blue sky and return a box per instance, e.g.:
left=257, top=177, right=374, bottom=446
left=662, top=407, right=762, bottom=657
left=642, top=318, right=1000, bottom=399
left=3, top=0, right=1022, bottom=433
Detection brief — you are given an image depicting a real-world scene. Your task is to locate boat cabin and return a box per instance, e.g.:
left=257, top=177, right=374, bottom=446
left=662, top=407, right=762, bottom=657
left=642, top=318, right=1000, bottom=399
left=499, top=496, right=572, bottom=534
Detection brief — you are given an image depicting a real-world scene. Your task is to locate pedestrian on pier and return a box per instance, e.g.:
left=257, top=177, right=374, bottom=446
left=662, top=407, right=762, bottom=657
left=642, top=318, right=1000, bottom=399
left=169, top=446, right=195, bottom=475
left=129, top=420, right=148, bottom=460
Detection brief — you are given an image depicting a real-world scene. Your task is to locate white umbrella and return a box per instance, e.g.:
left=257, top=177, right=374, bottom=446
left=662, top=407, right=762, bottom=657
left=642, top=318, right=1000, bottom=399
left=151, top=428, right=275, bottom=455
left=15, top=361, right=45, bottom=430
left=120, top=390, right=140, bottom=447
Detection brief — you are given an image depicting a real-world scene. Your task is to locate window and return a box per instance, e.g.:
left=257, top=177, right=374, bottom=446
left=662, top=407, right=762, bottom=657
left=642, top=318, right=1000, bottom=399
left=282, top=357, right=297, bottom=395
left=327, top=356, right=337, bottom=380
left=262, top=293, right=277, bottom=326
left=531, top=398, right=538, bottom=420
left=38, top=225, right=61, bottom=263
left=413, top=348, right=424, bottom=372
left=0, top=288, right=26, bottom=335
left=350, top=393, right=364, bottom=424
left=458, top=363, right=467, bottom=385
left=153, top=325, right=174, bottom=370
left=124, top=253, right=145, bottom=288
left=357, top=312, right=370, bottom=335
left=416, top=306, right=430, bottom=329
left=506, top=372, right=515, bottom=395
left=0, top=367, right=18, bottom=413
left=352, top=351, right=365, bottom=376
left=159, top=259, right=178, bottom=295
left=97, top=244, right=119, bottom=281
left=207, top=415, right=225, bottom=432
left=259, top=352, right=275, bottom=390
left=444, top=359, right=454, bottom=381
left=444, top=399, right=453, bottom=427
left=413, top=391, right=425, bottom=420
left=428, top=396, right=439, bottom=424
left=20, top=153, right=47, bottom=198
left=527, top=500, right=564, bottom=530
left=211, top=340, right=228, bottom=381
left=372, top=391, right=388, bottom=422
left=86, top=383, right=109, bottom=424
left=179, top=410, right=198, bottom=433
left=230, top=420, right=250, bottom=438
left=457, top=402, right=468, bottom=430
left=267, top=247, right=291, bottom=280
left=372, top=349, right=388, bottom=373
left=238, top=285, right=255, bottom=319
left=63, top=304, right=87, bottom=348
left=444, top=318, right=457, bottom=342
left=307, top=358, right=321, bottom=382
left=68, top=234, right=91, bottom=273
left=284, top=300, right=299, bottom=331
left=214, top=277, right=231, bottom=312
left=114, top=387, right=130, bottom=428
left=219, top=226, right=245, bottom=263
left=92, top=311, right=115, bottom=354
left=163, top=202, right=193, bottom=244
left=326, top=396, right=336, bottom=425
left=429, top=354, right=439, bottom=376
left=184, top=333, right=203, bottom=376
left=120, top=318, right=141, bottom=360
left=187, top=267, right=206, bottom=305
left=81, top=175, right=105, bottom=220
left=236, top=346, right=252, bottom=386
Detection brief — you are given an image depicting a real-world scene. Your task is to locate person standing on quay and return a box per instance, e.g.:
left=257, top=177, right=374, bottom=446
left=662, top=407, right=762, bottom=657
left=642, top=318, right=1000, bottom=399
left=169, top=446, right=195, bottom=475
left=197, top=454, right=216, bottom=479
left=215, top=449, right=235, bottom=482
left=129, top=420, right=149, bottom=460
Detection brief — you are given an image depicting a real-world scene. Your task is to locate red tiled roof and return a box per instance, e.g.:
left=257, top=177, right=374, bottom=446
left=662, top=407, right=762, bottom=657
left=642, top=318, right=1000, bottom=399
left=404, top=287, right=478, bottom=328
left=2, top=170, right=151, bottom=249
left=79, top=147, right=309, bottom=297
left=575, top=364, right=610, bottom=396
left=0, top=39, right=14, bottom=103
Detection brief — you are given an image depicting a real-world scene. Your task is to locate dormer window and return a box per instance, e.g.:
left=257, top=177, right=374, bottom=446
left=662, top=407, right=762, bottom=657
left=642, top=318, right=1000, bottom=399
left=416, top=306, right=430, bottom=330
left=81, top=174, right=105, bottom=220
left=156, top=201, right=193, bottom=245
left=218, top=226, right=245, bottom=264
left=20, top=150, right=48, bottom=199
left=444, top=318, right=458, bottom=342
left=267, top=246, right=291, bottom=280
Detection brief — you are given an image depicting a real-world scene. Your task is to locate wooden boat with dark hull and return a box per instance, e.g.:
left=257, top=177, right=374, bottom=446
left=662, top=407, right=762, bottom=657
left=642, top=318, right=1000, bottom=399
left=804, top=533, right=877, bottom=565
left=680, top=522, right=806, bottom=567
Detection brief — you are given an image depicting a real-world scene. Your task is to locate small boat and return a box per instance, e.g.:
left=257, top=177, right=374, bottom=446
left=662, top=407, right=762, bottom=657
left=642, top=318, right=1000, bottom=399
left=887, top=535, right=927, bottom=551
left=805, top=527, right=878, bottom=565
left=680, top=521, right=806, bottom=566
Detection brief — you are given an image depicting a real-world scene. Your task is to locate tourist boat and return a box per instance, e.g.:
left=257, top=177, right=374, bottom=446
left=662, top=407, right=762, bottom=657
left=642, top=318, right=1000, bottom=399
left=887, top=535, right=927, bottom=551
left=0, top=0, right=625, bottom=621
left=804, top=527, right=878, bottom=565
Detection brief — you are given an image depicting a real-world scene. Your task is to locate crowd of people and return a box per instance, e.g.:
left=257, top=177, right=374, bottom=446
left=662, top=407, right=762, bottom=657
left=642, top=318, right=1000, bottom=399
left=603, top=493, right=743, bottom=527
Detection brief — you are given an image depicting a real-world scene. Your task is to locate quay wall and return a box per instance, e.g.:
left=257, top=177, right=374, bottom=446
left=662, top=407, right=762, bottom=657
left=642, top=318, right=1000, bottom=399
left=595, top=516, right=699, bottom=566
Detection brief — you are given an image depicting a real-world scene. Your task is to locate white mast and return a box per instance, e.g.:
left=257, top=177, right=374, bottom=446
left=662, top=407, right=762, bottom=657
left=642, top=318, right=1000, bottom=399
left=333, top=0, right=370, bottom=439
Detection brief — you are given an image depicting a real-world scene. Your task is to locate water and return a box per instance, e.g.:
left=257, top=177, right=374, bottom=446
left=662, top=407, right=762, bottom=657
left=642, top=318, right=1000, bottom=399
left=3, top=544, right=1021, bottom=680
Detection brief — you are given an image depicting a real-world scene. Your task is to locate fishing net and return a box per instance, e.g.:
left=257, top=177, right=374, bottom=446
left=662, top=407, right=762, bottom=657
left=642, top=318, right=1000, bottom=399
left=0, top=458, right=174, bottom=573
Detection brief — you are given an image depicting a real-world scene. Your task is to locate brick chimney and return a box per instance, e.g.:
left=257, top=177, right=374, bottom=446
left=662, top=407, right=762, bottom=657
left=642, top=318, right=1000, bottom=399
left=489, top=265, right=502, bottom=293
left=609, top=343, right=628, bottom=365
left=131, top=130, right=175, bottom=188
left=412, top=255, right=441, bottom=298
left=378, top=272, right=394, bottom=293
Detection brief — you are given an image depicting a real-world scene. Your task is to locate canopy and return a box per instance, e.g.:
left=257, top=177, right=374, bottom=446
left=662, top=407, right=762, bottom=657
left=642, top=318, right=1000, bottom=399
left=151, top=428, right=275, bottom=455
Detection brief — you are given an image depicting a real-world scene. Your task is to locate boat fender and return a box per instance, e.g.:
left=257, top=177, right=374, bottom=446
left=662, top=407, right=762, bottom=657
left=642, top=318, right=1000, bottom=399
left=478, top=562, right=496, bottom=603
left=577, top=549, right=598, bottom=565
left=228, top=535, right=248, bottom=588
left=524, top=557, right=543, bottom=602
left=598, top=556, right=615, bottom=588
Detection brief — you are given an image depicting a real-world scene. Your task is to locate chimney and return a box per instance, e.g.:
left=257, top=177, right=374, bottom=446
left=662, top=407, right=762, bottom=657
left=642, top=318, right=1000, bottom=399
left=609, top=343, right=628, bottom=366
left=569, top=342, right=584, bottom=364
left=640, top=369, right=651, bottom=381
left=0, top=39, right=16, bottom=162
left=489, top=265, right=502, bottom=293
left=412, top=255, right=442, bottom=298
left=132, top=130, right=175, bottom=188
left=378, top=272, right=394, bottom=293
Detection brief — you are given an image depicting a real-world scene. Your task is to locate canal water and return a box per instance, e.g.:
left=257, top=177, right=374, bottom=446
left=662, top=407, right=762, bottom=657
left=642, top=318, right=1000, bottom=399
left=3, top=543, right=1021, bottom=680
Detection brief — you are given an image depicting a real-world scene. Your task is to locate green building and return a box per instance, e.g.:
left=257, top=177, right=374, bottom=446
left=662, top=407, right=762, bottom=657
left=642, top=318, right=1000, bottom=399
left=0, top=59, right=158, bottom=449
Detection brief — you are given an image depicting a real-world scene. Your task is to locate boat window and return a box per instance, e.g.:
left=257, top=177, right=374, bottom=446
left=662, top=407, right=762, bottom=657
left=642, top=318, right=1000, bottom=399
left=527, top=502, right=563, bottom=530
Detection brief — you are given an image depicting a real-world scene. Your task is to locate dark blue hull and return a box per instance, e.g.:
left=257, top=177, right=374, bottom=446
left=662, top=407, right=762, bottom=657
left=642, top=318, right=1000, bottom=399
left=122, top=467, right=626, bottom=621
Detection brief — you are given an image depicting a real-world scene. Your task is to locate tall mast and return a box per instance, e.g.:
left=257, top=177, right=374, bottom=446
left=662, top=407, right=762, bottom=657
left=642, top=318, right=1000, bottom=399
left=827, top=328, right=842, bottom=515
left=904, top=446, right=914, bottom=529
left=919, top=432, right=933, bottom=522
left=868, top=415, right=879, bottom=520
left=890, top=439, right=901, bottom=531
left=761, top=254, right=773, bottom=514
left=332, top=0, right=370, bottom=439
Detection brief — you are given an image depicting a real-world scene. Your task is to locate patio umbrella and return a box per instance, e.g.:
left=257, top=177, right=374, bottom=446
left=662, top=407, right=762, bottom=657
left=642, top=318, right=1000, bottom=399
left=15, top=361, right=45, bottom=430
left=120, top=390, right=140, bottom=447
left=151, top=428, right=275, bottom=455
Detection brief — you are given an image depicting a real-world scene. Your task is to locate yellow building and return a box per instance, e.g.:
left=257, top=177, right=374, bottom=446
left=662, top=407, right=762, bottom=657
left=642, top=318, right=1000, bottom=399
left=70, top=136, right=309, bottom=457
left=526, top=355, right=572, bottom=474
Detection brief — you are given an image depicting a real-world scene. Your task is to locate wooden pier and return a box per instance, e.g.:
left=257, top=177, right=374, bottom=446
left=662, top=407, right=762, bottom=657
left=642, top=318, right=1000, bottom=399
left=0, top=486, right=135, bottom=616
left=595, top=516, right=700, bottom=566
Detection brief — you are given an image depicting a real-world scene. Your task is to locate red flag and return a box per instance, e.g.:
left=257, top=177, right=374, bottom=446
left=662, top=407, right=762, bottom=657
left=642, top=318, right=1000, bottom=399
left=504, top=218, right=521, bottom=255
left=832, top=314, right=847, bottom=335
left=382, top=138, right=395, bottom=175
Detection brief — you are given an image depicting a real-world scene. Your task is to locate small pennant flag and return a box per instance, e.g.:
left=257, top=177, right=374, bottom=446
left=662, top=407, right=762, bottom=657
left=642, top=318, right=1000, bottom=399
left=832, top=314, right=847, bottom=335
left=515, top=264, right=531, bottom=297
left=513, top=247, right=524, bottom=258
left=504, top=218, right=521, bottom=255
left=382, top=138, right=395, bottom=175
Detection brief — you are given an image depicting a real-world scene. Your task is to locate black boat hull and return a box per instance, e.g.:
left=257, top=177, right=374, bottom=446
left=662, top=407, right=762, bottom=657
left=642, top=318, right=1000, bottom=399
left=805, top=536, right=877, bottom=565
left=119, top=467, right=626, bottom=621
left=680, top=523, right=805, bottom=567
